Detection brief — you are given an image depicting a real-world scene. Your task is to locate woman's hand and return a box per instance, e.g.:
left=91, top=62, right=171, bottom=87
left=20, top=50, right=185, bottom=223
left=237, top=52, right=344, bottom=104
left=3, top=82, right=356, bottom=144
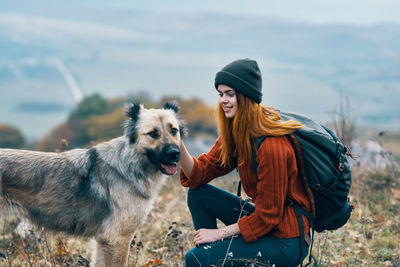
left=193, top=224, right=240, bottom=245
left=193, top=228, right=221, bottom=245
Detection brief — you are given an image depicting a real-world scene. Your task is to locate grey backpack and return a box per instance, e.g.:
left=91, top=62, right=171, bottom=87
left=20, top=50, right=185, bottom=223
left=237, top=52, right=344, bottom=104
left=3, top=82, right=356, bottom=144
left=278, top=112, right=353, bottom=232
left=244, top=111, right=353, bottom=265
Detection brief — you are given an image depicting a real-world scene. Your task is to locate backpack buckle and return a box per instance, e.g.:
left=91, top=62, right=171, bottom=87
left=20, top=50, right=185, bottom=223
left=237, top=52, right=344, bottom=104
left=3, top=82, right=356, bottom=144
left=338, top=162, right=344, bottom=172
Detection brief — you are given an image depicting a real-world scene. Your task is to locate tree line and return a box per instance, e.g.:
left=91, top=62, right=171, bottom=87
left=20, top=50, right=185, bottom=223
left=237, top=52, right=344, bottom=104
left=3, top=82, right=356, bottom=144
left=0, top=93, right=218, bottom=151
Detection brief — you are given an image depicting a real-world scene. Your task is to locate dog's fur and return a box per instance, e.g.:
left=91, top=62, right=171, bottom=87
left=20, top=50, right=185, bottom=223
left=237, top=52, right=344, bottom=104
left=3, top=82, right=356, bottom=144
left=0, top=101, right=186, bottom=267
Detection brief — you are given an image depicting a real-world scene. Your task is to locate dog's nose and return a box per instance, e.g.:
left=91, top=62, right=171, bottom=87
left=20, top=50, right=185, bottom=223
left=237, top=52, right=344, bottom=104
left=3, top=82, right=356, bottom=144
left=167, top=147, right=180, bottom=160
left=162, top=144, right=181, bottom=161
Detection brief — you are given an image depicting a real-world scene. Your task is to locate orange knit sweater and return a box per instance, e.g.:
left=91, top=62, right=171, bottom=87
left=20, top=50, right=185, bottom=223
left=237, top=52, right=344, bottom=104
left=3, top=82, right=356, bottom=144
left=180, top=135, right=311, bottom=243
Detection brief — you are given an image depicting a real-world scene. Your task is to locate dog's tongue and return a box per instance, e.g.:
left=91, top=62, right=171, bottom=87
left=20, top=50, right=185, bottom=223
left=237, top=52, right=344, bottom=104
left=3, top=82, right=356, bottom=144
left=161, top=163, right=178, bottom=175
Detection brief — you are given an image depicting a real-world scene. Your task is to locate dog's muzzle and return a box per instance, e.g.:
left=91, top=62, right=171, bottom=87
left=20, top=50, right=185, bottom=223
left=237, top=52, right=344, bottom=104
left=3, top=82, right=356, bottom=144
left=146, top=144, right=181, bottom=175
left=160, top=144, right=180, bottom=175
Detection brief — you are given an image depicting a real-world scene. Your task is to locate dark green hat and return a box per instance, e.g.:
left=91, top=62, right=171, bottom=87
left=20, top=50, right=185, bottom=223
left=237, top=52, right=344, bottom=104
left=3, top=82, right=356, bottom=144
left=214, top=58, right=262, bottom=103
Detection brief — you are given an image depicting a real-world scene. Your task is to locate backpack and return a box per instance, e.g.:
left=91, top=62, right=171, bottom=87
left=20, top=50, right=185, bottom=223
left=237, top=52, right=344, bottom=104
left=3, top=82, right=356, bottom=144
left=239, top=111, right=353, bottom=265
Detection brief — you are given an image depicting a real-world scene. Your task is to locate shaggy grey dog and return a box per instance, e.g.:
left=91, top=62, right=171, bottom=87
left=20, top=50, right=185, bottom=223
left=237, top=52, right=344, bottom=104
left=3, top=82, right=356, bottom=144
left=0, top=101, right=186, bottom=267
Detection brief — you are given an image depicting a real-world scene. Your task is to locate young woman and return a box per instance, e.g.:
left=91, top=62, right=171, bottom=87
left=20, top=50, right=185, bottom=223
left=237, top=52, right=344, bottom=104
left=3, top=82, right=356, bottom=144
left=179, top=58, right=312, bottom=267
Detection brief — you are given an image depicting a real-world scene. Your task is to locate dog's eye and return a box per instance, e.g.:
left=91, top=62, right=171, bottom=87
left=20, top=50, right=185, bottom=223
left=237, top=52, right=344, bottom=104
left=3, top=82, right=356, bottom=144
left=147, top=131, right=159, bottom=139
left=171, top=128, right=178, bottom=136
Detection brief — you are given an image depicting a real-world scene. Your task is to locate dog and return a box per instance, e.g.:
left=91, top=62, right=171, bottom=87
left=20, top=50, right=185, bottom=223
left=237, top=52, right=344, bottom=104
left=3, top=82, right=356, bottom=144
left=0, top=101, right=187, bottom=266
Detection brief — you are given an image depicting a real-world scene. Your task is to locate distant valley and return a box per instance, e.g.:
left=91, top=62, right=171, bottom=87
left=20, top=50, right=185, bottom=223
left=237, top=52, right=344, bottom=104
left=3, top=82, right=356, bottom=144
left=0, top=8, right=399, bottom=139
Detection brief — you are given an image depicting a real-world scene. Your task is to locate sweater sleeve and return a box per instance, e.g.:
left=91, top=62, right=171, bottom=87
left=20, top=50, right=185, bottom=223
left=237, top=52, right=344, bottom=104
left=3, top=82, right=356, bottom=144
left=180, top=137, right=235, bottom=188
left=238, top=137, right=294, bottom=243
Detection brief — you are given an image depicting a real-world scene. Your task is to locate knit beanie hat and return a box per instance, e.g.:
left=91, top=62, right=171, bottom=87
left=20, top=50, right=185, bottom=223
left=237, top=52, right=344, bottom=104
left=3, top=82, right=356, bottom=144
left=214, top=58, right=262, bottom=103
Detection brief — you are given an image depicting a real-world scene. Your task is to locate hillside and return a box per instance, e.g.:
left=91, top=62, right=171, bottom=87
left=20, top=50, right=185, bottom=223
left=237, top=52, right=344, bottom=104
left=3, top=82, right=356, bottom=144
left=1, top=9, right=400, bottom=139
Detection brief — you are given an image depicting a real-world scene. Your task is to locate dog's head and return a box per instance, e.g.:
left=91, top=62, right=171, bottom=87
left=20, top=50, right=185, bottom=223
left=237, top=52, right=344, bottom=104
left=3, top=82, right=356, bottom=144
left=124, top=101, right=187, bottom=175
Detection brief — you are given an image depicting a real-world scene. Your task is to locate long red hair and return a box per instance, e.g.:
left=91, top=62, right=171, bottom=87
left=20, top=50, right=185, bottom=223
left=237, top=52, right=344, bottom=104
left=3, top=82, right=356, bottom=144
left=217, top=92, right=303, bottom=168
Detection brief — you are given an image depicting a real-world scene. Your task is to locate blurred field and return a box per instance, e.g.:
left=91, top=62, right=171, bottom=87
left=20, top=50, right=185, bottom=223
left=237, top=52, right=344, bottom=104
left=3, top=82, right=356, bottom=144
left=0, top=154, right=399, bottom=266
left=380, top=132, right=400, bottom=161
left=0, top=96, right=399, bottom=266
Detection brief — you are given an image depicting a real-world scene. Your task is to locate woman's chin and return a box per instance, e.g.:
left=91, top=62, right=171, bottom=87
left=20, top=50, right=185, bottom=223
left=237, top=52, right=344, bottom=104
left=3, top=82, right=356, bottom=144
left=224, top=113, right=235, bottom=118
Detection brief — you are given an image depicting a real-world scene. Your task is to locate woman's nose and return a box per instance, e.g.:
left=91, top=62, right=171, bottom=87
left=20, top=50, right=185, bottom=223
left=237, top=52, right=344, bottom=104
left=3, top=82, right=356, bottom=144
left=219, top=95, right=227, bottom=103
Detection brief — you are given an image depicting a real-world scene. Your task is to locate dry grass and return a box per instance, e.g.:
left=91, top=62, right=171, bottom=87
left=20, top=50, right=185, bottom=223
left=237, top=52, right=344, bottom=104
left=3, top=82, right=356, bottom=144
left=0, top=150, right=399, bottom=266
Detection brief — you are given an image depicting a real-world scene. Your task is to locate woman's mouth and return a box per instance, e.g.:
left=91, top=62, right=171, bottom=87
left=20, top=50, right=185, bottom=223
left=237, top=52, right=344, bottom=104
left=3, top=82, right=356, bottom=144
left=223, top=106, right=232, bottom=112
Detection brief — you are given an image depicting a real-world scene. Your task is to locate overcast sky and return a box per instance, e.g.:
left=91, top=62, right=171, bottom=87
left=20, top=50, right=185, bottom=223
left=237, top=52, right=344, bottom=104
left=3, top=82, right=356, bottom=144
left=2, top=0, right=400, bottom=25
left=77, top=0, right=400, bottom=25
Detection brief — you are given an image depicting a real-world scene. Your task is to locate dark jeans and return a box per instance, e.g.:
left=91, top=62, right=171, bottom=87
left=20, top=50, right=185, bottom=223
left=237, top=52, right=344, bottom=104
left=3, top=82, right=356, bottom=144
left=185, top=184, right=308, bottom=267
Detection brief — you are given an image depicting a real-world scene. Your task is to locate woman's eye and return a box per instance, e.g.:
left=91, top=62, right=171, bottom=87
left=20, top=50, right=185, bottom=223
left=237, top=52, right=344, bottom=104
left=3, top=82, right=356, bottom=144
left=147, top=131, right=159, bottom=139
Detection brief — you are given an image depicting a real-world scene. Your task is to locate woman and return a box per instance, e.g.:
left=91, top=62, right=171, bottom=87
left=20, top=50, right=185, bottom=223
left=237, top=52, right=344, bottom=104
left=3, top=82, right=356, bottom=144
left=179, top=58, right=312, bottom=267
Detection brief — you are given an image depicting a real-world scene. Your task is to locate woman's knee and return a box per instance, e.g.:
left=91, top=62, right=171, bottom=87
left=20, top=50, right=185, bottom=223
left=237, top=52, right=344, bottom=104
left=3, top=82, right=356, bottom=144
left=187, top=188, right=198, bottom=210
left=187, top=184, right=212, bottom=208
left=185, top=249, right=202, bottom=267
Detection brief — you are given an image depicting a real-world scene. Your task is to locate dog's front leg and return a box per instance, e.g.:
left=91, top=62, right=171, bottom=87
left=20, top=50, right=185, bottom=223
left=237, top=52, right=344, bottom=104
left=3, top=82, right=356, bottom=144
left=91, top=237, right=132, bottom=267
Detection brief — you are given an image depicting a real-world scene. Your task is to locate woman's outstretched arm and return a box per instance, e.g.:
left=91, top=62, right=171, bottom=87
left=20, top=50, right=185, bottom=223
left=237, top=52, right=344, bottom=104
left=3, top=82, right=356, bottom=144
left=179, top=140, right=194, bottom=178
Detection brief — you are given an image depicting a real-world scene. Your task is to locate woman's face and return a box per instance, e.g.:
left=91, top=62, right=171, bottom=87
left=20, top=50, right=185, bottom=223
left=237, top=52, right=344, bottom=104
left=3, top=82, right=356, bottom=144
left=217, top=84, right=238, bottom=118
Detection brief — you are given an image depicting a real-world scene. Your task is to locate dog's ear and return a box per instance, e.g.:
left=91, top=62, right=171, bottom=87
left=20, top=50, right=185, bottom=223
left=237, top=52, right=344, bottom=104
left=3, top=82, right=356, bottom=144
left=162, top=101, right=187, bottom=137
left=124, top=102, right=142, bottom=144
left=163, top=101, right=179, bottom=113
left=125, top=102, right=141, bottom=122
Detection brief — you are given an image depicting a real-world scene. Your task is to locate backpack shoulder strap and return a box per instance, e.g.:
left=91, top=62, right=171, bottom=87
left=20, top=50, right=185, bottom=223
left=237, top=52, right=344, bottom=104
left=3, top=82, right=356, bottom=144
left=287, top=133, right=318, bottom=267
left=287, top=133, right=316, bottom=217
left=252, top=136, right=267, bottom=178
left=236, top=136, right=267, bottom=197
